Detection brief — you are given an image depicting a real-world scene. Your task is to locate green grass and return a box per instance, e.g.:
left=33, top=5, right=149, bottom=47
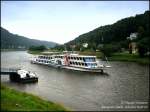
left=27, top=50, right=43, bottom=55
left=79, top=51, right=103, bottom=58
left=108, top=52, right=150, bottom=65
left=1, top=84, right=68, bottom=111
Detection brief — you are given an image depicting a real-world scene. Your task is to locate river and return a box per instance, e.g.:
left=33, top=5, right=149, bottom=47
left=1, top=51, right=149, bottom=111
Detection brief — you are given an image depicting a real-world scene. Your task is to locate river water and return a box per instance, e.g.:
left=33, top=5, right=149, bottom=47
left=1, top=51, right=149, bottom=111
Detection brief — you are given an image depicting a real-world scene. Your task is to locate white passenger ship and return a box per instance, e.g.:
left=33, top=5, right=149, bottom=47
left=30, top=51, right=111, bottom=73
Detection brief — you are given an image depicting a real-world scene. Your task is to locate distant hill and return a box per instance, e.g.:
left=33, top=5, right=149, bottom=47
left=64, top=10, right=149, bottom=50
left=1, top=27, right=58, bottom=49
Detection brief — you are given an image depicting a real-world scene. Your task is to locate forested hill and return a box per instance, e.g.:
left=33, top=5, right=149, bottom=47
left=1, top=27, right=58, bottom=49
left=64, top=10, right=149, bottom=50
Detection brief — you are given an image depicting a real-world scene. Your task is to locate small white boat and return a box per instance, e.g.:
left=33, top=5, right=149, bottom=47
left=9, top=69, right=38, bottom=83
left=30, top=52, right=111, bottom=73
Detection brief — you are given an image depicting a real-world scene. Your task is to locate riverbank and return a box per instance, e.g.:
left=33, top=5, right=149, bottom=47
left=28, top=50, right=149, bottom=64
left=108, top=52, right=149, bottom=65
left=1, top=84, right=68, bottom=111
left=27, top=50, right=43, bottom=54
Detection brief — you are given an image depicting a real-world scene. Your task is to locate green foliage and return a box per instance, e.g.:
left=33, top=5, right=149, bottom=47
left=1, top=84, right=68, bottom=111
left=63, top=10, right=149, bottom=55
left=1, top=27, right=58, bottom=49
left=53, top=45, right=65, bottom=51
left=100, top=44, right=121, bottom=57
left=108, top=52, right=149, bottom=64
left=28, top=45, right=47, bottom=51
left=137, top=37, right=150, bottom=57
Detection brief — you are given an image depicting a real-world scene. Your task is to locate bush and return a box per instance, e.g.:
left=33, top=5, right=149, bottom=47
left=137, top=37, right=149, bottom=57
left=100, top=44, right=121, bottom=57
left=29, top=45, right=47, bottom=51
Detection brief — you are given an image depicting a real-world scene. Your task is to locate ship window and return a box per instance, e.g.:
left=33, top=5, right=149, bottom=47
left=72, top=62, right=75, bottom=64
left=79, top=57, right=82, bottom=60
left=77, top=57, right=79, bottom=60
left=83, top=58, right=85, bottom=62
left=70, top=62, right=72, bottom=64
left=71, top=57, right=73, bottom=59
left=78, top=63, right=81, bottom=65
left=68, top=57, right=70, bottom=59
left=74, top=57, right=76, bottom=60
left=75, top=62, right=78, bottom=65
left=93, top=58, right=95, bottom=62
left=87, top=63, right=90, bottom=66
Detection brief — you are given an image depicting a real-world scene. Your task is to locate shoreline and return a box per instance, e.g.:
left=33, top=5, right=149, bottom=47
left=3, top=50, right=148, bottom=65
left=1, top=84, right=68, bottom=111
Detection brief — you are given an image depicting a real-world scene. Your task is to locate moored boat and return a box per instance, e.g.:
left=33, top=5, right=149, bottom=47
left=9, top=69, right=38, bottom=83
left=30, top=52, right=111, bottom=73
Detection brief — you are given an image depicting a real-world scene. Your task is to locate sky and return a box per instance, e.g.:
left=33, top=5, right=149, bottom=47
left=1, top=1, right=149, bottom=44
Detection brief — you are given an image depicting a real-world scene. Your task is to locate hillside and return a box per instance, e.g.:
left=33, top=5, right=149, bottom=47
left=1, top=27, right=58, bottom=49
left=64, top=10, right=149, bottom=51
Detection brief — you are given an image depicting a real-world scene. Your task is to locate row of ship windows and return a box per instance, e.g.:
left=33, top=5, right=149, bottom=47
left=38, top=56, right=53, bottom=60
left=36, top=59, right=52, bottom=63
left=38, top=56, right=96, bottom=61
left=36, top=59, right=97, bottom=66
left=69, top=61, right=97, bottom=66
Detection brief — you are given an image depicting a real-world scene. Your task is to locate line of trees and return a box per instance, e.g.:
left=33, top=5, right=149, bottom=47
left=28, top=45, right=47, bottom=51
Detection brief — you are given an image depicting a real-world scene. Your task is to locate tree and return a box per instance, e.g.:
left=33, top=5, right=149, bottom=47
left=28, top=45, right=47, bottom=51
left=100, top=44, right=121, bottom=57
left=137, top=37, right=149, bottom=57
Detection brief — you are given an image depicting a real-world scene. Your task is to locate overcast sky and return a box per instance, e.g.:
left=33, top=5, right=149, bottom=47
left=1, top=1, right=149, bottom=44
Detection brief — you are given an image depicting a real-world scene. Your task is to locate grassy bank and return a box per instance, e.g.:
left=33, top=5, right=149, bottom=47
left=79, top=51, right=103, bottom=59
left=108, top=52, right=150, bottom=65
left=1, top=84, right=68, bottom=111
left=27, top=50, right=43, bottom=55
